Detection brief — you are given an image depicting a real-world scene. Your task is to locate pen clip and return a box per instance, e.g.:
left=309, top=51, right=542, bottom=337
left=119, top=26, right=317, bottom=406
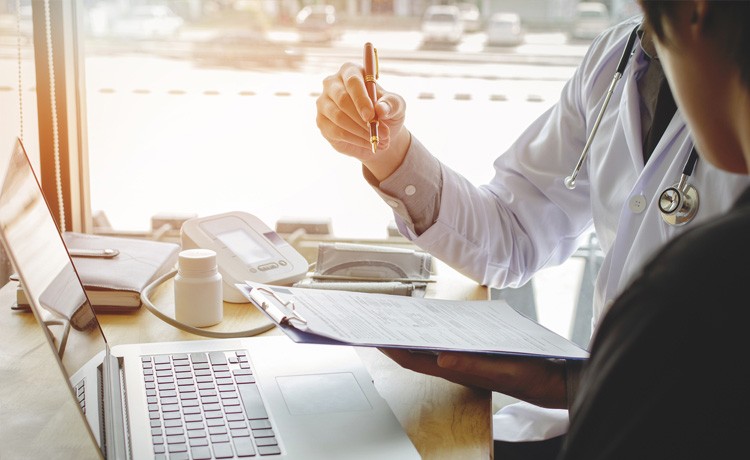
left=250, top=287, right=307, bottom=327
left=374, top=47, right=379, bottom=80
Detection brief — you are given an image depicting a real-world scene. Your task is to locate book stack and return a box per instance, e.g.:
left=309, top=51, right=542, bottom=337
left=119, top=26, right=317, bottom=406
left=13, top=232, right=180, bottom=312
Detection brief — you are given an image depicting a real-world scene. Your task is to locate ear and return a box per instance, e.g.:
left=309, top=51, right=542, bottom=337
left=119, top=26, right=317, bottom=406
left=691, top=0, right=709, bottom=33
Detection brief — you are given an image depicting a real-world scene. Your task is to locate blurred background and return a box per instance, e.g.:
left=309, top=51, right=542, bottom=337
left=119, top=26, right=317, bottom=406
left=0, top=0, right=637, bottom=340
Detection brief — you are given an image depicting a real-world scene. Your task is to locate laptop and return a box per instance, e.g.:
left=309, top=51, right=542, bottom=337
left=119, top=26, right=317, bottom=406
left=0, top=138, right=420, bottom=460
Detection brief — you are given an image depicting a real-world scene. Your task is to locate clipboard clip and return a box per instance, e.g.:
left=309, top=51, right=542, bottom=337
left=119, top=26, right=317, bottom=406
left=249, top=287, right=307, bottom=327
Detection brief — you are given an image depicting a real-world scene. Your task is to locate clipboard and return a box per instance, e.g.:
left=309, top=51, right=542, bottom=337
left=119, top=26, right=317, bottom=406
left=237, top=282, right=588, bottom=360
left=240, top=284, right=343, bottom=347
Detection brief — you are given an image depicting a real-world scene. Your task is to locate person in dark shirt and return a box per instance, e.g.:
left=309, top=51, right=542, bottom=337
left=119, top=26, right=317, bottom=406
left=559, top=1, right=750, bottom=458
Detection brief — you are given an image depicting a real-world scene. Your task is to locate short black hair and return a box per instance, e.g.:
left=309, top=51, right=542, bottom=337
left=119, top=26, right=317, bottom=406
left=639, top=0, right=750, bottom=88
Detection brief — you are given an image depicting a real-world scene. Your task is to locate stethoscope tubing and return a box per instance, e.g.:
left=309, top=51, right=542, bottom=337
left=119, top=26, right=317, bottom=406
left=565, top=25, right=640, bottom=190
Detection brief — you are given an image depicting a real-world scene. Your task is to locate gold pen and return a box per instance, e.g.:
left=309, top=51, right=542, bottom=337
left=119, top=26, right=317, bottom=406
left=363, top=42, right=379, bottom=154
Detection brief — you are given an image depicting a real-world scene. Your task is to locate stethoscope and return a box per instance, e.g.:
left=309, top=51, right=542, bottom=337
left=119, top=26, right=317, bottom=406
left=564, top=25, right=700, bottom=226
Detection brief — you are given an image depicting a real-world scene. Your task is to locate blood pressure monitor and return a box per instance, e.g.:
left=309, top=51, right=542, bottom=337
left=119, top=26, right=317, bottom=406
left=181, top=212, right=308, bottom=303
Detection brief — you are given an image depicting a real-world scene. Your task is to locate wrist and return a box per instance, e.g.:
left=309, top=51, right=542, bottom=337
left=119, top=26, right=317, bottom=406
left=364, top=129, right=412, bottom=182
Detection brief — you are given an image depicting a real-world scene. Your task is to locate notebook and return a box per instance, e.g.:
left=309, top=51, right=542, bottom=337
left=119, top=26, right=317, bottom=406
left=13, top=231, right=181, bottom=311
left=0, top=138, right=419, bottom=460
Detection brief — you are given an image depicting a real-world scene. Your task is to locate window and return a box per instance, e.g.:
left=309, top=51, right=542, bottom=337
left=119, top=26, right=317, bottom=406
left=0, top=0, right=39, bottom=284
left=8, top=1, right=643, bottom=240
left=73, top=0, right=627, bottom=239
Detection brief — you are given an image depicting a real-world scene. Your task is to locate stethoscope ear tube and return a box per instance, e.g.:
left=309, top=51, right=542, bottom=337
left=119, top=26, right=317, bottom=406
left=565, top=25, right=640, bottom=190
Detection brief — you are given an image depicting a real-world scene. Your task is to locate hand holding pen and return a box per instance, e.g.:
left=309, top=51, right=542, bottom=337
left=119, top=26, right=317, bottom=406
left=364, top=42, right=379, bottom=154
left=315, top=48, right=410, bottom=179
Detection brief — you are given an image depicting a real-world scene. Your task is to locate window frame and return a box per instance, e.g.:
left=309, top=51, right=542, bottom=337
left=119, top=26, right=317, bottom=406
left=31, top=0, right=91, bottom=233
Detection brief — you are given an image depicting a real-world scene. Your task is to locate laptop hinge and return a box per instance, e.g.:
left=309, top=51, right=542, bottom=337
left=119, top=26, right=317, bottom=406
left=103, top=347, right=129, bottom=459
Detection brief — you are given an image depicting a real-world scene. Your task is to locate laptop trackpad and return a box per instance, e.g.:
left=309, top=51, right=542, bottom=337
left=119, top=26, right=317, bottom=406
left=276, top=373, right=372, bottom=415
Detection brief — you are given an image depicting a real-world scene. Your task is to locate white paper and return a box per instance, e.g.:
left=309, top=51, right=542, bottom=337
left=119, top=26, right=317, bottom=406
left=244, top=282, right=588, bottom=359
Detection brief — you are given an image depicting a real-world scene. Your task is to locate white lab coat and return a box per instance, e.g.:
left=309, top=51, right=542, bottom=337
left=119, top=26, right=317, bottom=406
left=398, top=16, right=748, bottom=324
left=395, top=17, right=750, bottom=442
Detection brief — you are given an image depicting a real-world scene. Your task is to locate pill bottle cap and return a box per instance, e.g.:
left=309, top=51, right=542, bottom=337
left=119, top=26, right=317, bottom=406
left=178, top=248, right=218, bottom=276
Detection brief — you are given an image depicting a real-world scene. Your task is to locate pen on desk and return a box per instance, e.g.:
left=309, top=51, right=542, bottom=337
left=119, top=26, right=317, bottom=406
left=69, top=248, right=120, bottom=258
left=363, top=42, right=379, bottom=154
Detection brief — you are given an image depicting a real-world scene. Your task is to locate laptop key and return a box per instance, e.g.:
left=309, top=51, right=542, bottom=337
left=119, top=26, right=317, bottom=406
left=188, top=437, right=209, bottom=447
left=233, top=437, right=256, bottom=457
left=253, top=429, right=275, bottom=438
left=209, top=352, right=228, bottom=366
left=255, top=437, right=278, bottom=447
left=211, top=434, right=230, bottom=444
left=185, top=422, right=204, bottom=430
left=206, top=418, right=226, bottom=427
left=230, top=429, right=250, bottom=438
left=249, top=419, right=272, bottom=430
left=166, top=435, right=186, bottom=444
left=226, top=413, right=245, bottom=422
left=187, top=429, right=207, bottom=439
left=190, top=353, right=208, bottom=364
left=209, top=426, right=228, bottom=435
left=165, top=427, right=184, bottom=436
left=167, top=443, right=187, bottom=453
left=190, top=446, right=212, bottom=460
left=258, top=445, right=281, bottom=456
left=228, top=421, right=247, bottom=430
left=236, top=383, right=268, bottom=420
left=213, top=442, right=234, bottom=459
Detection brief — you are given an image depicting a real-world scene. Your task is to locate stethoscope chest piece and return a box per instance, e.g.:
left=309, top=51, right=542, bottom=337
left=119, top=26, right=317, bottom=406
left=658, top=182, right=699, bottom=226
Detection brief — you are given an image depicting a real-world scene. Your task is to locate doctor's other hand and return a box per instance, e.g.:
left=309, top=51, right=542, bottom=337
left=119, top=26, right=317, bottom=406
left=316, top=62, right=411, bottom=181
left=380, top=348, right=569, bottom=409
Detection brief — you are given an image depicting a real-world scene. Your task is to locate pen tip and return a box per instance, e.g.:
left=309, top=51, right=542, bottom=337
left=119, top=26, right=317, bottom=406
left=371, top=142, right=377, bottom=154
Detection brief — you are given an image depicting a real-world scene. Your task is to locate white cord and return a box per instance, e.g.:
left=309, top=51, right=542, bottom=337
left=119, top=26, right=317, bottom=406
left=140, top=269, right=276, bottom=338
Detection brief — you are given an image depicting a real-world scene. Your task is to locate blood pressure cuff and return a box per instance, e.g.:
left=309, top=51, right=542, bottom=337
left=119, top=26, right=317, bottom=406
left=314, top=242, right=432, bottom=281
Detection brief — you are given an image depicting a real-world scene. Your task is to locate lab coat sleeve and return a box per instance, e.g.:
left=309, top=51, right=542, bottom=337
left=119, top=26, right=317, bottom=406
left=392, top=30, right=619, bottom=288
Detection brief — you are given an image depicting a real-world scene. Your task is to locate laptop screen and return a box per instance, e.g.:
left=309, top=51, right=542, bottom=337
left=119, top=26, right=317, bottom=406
left=0, top=139, right=107, bottom=413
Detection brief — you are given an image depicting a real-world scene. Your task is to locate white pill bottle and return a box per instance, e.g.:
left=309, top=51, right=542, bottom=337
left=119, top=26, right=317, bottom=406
left=174, top=248, right=223, bottom=327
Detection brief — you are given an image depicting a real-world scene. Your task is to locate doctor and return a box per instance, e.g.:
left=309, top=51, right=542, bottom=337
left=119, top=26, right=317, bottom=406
left=315, top=12, right=750, bottom=458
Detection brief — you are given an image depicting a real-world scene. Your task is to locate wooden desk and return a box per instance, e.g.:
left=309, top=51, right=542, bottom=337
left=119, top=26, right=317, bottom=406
left=0, top=265, right=491, bottom=459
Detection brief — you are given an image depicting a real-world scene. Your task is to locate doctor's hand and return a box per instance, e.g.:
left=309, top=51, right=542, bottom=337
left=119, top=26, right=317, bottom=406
left=316, top=62, right=411, bottom=181
left=380, top=349, right=570, bottom=409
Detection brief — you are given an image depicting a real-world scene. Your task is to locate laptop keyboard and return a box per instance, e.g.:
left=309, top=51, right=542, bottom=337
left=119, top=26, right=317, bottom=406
left=141, top=350, right=282, bottom=459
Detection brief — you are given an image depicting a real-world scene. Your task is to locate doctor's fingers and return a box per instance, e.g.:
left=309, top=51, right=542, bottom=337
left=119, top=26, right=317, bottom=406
left=316, top=100, right=378, bottom=160
left=320, top=63, right=373, bottom=124
left=374, top=89, right=406, bottom=125
left=379, top=348, right=496, bottom=390
left=437, top=352, right=568, bottom=408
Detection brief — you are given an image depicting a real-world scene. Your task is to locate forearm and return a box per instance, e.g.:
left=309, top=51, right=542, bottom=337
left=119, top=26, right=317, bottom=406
left=565, top=359, right=585, bottom=410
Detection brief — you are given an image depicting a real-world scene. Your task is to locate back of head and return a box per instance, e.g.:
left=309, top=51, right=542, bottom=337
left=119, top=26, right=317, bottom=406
left=640, top=1, right=750, bottom=89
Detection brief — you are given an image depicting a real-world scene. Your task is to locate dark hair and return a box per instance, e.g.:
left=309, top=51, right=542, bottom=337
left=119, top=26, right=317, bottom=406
left=639, top=1, right=750, bottom=88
